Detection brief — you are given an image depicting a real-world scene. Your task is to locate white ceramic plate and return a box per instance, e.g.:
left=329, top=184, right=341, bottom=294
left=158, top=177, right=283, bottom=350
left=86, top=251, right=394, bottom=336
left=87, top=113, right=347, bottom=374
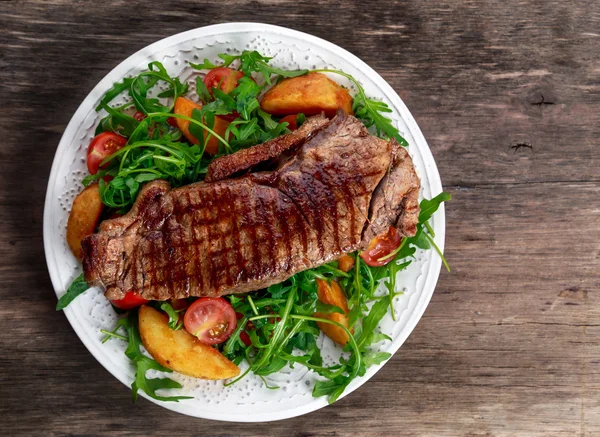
left=44, top=22, right=445, bottom=422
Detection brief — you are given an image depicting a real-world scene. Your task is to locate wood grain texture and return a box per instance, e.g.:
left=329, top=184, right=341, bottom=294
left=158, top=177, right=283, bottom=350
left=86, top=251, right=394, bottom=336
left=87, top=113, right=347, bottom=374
left=1, top=0, right=599, bottom=436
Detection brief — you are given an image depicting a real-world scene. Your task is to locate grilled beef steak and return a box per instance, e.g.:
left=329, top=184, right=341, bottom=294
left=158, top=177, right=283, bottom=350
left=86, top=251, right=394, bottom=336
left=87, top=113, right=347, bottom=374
left=82, top=112, right=420, bottom=301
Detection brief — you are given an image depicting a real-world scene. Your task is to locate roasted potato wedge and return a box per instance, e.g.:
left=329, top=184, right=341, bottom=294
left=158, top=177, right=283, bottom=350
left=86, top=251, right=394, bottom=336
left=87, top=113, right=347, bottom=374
left=260, top=72, right=353, bottom=117
left=173, top=96, right=230, bottom=155
left=314, top=278, right=351, bottom=346
left=337, top=254, right=355, bottom=273
left=66, top=183, right=103, bottom=260
left=138, top=305, right=240, bottom=380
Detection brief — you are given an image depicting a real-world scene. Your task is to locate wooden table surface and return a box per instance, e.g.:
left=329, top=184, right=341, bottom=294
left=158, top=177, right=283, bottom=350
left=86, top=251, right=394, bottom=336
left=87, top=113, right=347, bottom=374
left=2, top=1, right=599, bottom=436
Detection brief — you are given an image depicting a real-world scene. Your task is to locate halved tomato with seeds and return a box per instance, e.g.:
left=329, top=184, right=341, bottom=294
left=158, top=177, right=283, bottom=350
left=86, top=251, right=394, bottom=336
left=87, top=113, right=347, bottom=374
left=184, top=297, right=237, bottom=345
left=87, top=132, right=127, bottom=174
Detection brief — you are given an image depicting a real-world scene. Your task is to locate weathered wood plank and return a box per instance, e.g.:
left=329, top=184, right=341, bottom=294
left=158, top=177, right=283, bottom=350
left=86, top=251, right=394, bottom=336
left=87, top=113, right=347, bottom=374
left=1, top=0, right=599, bottom=436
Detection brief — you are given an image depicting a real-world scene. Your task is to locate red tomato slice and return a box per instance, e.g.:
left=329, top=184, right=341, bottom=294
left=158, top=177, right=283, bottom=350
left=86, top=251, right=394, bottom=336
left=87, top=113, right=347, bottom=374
left=360, top=226, right=402, bottom=267
left=87, top=132, right=127, bottom=175
left=110, top=291, right=149, bottom=310
left=133, top=111, right=146, bottom=122
left=240, top=331, right=252, bottom=347
left=167, top=116, right=178, bottom=127
left=184, top=297, right=237, bottom=345
left=280, top=114, right=298, bottom=131
left=203, top=67, right=245, bottom=95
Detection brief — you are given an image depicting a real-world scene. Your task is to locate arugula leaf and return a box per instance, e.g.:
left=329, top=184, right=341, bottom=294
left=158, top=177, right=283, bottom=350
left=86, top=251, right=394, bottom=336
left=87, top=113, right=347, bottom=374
left=222, top=315, right=249, bottom=358
left=362, top=351, right=392, bottom=367
left=353, top=93, right=408, bottom=146
left=159, top=302, right=184, bottom=330
left=258, top=122, right=289, bottom=143
left=409, top=226, right=431, bottom=250
left=267, top=282, right=290, bottom=299
left=408, top=192, right=452, bottom=272
left=295, top=113, right=307, bottom=127
left=56, top=273, right=89, bottom=310
left=356, top=299, right=389, bottom=350
left=189, top=58, right=218, bottom=70
left=419, top=192, right=452, bottom=223
left=97, top=101, right=139, bottom=137
left=315, top=301, right=345, bottom=315
left=195, top=76, right=211, bottom=104
left=257, top=109, right=278, bottom=130
left=157, top=79, right=188, bottom=98
left=126, top=61, right=186, bottom=115
left=231, top=76, right=261, bottom=119
left=95, top=77, right=134, bottom=111
left=370, top=333, right=393, bottom=344
left=312, top=377, right=348, bottom=401
left=188, top=108, right=212, bottom=148
left=383, top=260, right=410, bottom=320
left=132, top=356, right=190, bottom=402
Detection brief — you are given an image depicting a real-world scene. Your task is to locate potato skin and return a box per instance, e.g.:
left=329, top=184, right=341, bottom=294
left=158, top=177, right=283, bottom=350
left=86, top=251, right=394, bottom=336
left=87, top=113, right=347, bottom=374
left=173, top=97, right=230, bottom=155
left=138, top=305, right=240, bottom=380
left=314, top=279, right=351, bottom=346
left=260, top=72, right=353, bottom=117
left=66, top=183, right=103, bottom=260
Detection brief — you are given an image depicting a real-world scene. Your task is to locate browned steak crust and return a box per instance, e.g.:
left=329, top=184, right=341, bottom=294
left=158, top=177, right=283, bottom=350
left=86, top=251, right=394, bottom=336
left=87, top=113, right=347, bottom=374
left=82, top=112, right=420, bottom=301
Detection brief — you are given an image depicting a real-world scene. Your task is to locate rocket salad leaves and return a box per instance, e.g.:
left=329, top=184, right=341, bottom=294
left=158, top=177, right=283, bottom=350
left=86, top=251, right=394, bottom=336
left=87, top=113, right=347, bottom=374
left=59, top=49, right=450, bottom=404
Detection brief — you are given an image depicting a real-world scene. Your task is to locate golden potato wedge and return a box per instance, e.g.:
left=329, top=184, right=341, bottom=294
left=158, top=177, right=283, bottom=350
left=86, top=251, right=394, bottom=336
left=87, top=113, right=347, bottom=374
left=314, top=279, right=351, bottom=346
left=66, top=183, right=103, bottom=260
left=138, top=305, right=240, bottom=380
left=337, top=254, right=355, bottom=273
left=260, top=72, right=353, bottom=118
left=173, top=96, right=230, bottom=155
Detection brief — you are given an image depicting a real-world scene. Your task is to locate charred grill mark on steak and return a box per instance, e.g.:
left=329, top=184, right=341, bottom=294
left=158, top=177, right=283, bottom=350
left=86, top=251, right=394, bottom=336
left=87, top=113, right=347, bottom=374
left=82, top=112, right=421, bottom=301
left=274, top=192, right=292, bottom=272
left=228, top=185, right=245, bottom=287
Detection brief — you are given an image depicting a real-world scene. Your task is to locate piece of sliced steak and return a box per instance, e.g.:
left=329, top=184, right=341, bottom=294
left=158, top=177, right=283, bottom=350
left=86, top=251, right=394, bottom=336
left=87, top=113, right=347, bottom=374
left=361, top=140, right=420, bottom=245
left=205, top=114, right=330, bottom=182
left=82, top=112, right=420, bottom=301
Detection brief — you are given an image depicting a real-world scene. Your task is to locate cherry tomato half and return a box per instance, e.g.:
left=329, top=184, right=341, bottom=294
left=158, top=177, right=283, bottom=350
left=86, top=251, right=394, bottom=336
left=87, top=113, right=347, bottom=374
left=110, top=291, right=149, bottom=310
left=183, top=297, right=237, bottom=345
left=87, top=132, right=127, bottom=175
left=203, top=67, right=244, bottom=95
left=279, top=114, right=298, bottom=131
left=133, top=111, right=146, bottom=122
left=360, top=226, right=402, bottom=267
left=240, top=331, right=252, bottom=347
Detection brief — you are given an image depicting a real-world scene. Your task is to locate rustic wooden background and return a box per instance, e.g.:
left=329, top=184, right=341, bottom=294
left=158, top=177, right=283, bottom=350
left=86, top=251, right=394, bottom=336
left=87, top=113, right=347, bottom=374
left=1, top=1, right=599, bottom=436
